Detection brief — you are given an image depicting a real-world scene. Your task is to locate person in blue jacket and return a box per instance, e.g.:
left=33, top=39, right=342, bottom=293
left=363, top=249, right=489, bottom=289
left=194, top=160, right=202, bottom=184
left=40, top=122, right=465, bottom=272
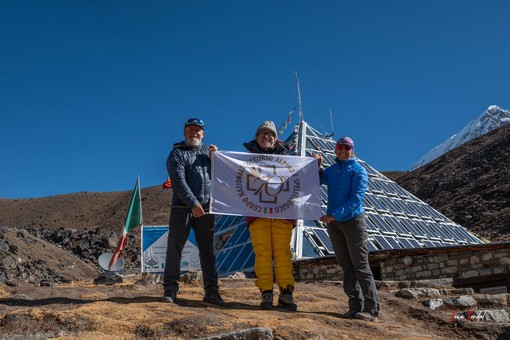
left=314, top=136, right=380, bottom=321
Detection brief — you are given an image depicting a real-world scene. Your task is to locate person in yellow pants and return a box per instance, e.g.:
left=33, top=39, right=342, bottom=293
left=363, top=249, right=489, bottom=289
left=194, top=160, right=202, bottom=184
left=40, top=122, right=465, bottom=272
left=243, top=121, right=297, bottom=311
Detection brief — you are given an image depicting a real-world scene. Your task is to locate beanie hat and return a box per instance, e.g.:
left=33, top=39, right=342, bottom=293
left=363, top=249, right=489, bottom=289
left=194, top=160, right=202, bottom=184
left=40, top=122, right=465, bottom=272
left=336, top=136, right=354, bottom=148
left=255, top=121, right=278, bottom=139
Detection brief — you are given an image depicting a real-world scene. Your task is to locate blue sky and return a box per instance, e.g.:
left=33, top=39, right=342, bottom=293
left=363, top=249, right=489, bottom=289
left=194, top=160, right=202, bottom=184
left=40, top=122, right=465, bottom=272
left=1, top=1, right=509, bottom=199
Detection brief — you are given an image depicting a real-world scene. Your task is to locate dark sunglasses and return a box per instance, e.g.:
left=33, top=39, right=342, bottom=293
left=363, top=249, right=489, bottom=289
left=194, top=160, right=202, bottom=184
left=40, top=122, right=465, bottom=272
left=185, top=118, right=205, bottom=127
left=257, top=131, right=275, bottom=137
left=336, top=144, right=353, bottom=151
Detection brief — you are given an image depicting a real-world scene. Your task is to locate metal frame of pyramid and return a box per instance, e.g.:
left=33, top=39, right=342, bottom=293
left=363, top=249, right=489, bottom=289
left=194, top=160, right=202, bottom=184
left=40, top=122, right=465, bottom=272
left=213, top=120, right=483, bottom=277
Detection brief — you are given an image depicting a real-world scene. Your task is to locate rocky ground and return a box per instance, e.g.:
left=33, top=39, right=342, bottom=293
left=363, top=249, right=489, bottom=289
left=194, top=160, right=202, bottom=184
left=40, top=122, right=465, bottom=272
left=0, top=196, right=508, bottom=339
left=1, top=274, right=509, bottom=339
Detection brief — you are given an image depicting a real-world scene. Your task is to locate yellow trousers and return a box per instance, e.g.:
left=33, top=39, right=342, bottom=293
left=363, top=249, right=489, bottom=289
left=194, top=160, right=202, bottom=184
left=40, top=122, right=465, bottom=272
left=249, top=218, right=295, bottom=292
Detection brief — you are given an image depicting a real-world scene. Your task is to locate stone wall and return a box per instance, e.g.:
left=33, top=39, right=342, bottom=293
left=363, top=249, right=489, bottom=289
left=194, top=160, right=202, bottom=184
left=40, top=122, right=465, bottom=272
left=293, top=256, right=342, bottom=282
left=380, top=247, right=510, bottom=282
left=293, top=243, right=510, bottom=294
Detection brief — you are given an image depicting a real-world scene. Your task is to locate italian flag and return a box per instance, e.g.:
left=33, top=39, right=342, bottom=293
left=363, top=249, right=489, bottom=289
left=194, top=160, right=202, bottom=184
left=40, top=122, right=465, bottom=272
left=108, top=177, right=143, bottom=269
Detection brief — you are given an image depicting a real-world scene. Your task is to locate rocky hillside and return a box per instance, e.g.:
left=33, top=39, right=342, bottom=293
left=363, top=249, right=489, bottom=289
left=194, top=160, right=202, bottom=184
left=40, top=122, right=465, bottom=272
left=0, top=187, right=173, bottom=285
left=0, top=187, right=172, bottom=231
left=386, top=123, right=510, bottom=243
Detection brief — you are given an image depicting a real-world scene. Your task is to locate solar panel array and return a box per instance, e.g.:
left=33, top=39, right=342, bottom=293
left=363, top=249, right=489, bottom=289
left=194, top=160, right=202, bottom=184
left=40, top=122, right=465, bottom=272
left=214, top=121, right=483, bottom=276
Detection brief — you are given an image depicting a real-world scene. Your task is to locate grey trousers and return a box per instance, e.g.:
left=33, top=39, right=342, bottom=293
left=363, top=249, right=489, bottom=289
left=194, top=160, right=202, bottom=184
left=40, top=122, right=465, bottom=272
left=327, top=213, right=380, bottom=316
left=163, top=207, right=219, bottom=295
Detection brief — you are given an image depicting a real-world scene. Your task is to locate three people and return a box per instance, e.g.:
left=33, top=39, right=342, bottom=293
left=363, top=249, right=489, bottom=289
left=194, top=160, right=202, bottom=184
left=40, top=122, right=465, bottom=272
left=162, top=117, right=227, bottom=307
left=242, top=121, right=298, bottom=311
left=315, top=137, right=380, bottom=321
left=162, top=117, right=379, bottom=319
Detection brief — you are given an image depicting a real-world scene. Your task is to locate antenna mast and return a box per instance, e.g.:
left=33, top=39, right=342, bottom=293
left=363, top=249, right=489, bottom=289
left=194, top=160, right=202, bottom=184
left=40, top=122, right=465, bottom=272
left=295, top=71, right=303, bottom=121
left=325, top=109, right=335, bottom=138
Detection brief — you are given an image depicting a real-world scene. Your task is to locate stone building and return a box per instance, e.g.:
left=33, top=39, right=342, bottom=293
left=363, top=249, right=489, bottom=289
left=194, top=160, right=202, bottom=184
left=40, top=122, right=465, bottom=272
left=294, top=242, right=510, bottom=294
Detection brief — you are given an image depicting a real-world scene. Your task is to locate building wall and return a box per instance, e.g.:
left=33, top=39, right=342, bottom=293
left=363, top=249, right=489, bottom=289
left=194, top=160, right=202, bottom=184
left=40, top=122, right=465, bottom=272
left=381, top=248, right=510, bottom=281
left=293, top=244, right=510, bottom=287
left=293, top=256, right=343, bottom=282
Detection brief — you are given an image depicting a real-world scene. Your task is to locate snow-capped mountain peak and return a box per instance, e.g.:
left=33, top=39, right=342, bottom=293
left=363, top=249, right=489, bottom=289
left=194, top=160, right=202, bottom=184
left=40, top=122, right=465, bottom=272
left=411, top=105, right=510, bottom=170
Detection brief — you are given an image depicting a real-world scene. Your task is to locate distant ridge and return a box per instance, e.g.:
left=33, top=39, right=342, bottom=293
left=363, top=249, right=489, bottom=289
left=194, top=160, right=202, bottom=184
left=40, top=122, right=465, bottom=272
left=388, top=123, right=510, bottom=243
left=0, top=186, right=172, bottom=231
left=412, top=105, right=510, bottom=170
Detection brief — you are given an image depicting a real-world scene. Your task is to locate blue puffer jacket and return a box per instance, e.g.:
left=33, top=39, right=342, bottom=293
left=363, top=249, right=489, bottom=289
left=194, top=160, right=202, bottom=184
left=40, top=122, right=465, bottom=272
left=320, top=157, right=368, bottom=222
left=167, top=141, right=212, bottom=209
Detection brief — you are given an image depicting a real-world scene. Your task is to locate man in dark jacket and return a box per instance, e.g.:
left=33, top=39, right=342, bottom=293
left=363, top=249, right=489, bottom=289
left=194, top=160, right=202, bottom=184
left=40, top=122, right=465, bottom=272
left=162, top=117, right=226, bottom=307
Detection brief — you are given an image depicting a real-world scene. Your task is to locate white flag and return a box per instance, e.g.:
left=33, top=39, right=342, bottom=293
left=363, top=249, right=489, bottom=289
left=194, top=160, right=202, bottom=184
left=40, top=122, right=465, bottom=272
left=211, top=151, right=322, bottom=220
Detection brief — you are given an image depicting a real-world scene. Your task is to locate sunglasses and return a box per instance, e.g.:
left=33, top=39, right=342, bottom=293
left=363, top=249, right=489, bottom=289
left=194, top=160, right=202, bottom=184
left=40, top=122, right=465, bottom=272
left=257, top=131, right=275, bottom=137
left=185, top=118, right=205, bottom=127
left=336, top=144, right=353, bottom=151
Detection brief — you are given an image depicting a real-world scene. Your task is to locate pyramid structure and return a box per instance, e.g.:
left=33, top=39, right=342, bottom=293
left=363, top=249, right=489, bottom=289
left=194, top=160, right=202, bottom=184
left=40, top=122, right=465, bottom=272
left=213, top=120, right=483, bottom=277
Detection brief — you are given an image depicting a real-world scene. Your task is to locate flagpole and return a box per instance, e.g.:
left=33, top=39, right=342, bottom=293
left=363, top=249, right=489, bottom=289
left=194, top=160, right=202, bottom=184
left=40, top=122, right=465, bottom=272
left=138, top=174, right=143, bottom=225
left=108, top=177, right=143, bottom=269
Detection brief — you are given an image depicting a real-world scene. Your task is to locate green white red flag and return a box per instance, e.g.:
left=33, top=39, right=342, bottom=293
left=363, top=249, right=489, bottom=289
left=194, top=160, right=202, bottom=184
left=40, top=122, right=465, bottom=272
left=108, top=177, right=143, bottom=269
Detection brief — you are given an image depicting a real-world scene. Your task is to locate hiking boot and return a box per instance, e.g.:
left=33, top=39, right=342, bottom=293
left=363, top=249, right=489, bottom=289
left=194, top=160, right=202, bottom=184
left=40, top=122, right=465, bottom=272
left=260, top=290, right=273, bottom=309
left=342, top=310, right=359, bottom=319
left=278, top=285, right=297, bottom=311
left=355, top=312, right=377, bottom=321
left=163, top=291, right=177, bottom=303
left=203, top=291, right=227, bottom=307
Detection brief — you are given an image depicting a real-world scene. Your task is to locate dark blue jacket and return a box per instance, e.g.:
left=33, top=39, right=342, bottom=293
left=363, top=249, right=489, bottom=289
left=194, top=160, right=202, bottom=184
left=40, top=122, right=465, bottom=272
left=320, top=157, right=367, bottom=222
left=167, top=141, right=212, bottom=209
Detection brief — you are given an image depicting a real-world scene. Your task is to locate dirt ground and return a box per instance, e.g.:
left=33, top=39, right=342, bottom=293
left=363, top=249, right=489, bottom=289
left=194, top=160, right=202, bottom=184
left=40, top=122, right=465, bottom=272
left=1, top=225, right=508, bottom=339
left=1, top=276, right=508, bottom=340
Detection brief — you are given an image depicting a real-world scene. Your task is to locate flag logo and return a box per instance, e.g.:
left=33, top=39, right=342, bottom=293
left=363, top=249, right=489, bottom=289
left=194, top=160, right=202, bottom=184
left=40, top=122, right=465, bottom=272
left=236, top=155, right=301, bottom=214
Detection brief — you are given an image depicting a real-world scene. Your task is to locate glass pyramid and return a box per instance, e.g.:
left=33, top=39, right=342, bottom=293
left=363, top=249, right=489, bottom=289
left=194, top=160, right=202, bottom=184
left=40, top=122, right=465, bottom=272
left=213, top=120, right=483, bottom=277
